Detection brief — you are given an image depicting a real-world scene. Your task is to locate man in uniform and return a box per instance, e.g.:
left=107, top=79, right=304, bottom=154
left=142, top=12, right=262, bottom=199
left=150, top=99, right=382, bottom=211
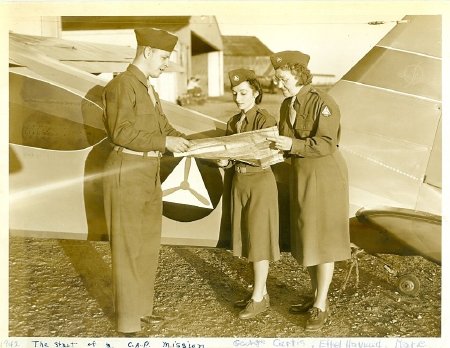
left=102, top=27, right=190, bottom=334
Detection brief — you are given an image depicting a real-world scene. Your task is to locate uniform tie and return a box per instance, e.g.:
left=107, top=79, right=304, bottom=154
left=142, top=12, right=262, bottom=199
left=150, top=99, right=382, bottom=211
left=148, top=84, right=157, bottom=106
left=236, top=111, right=246, bottom=133
left=289, top=96, right=297, bottom=127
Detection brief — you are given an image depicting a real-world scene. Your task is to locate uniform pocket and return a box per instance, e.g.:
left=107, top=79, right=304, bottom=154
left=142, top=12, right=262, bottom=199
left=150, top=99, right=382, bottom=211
left=295, top=118, right=314, bottom=138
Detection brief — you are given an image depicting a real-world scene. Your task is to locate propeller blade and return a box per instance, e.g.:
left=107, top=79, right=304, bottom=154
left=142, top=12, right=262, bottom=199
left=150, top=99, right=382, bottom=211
left=188, top=188, right=210, bottom=206
left=162, top=186, right=180, bottom=196
left=184, top=157, right=192, bottom=181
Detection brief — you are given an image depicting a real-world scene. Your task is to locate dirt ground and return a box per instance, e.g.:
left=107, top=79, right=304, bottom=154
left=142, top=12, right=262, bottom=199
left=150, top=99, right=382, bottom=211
left=9, top=237, right=441, bottom=338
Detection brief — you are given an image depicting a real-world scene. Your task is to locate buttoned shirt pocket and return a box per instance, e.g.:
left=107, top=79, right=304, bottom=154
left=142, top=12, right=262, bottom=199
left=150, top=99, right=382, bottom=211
left=134, top=97, right=158, bottom=131
left=294, top=117, right=315, bottom=139
left=135, top=92, right=154, bottom=113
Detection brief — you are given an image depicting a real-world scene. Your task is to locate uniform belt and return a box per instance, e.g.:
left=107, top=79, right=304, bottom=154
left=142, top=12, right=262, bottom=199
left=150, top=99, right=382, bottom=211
left=114, top=146, right=161, bottom=157
left=235, top=164, right=268, bottom=174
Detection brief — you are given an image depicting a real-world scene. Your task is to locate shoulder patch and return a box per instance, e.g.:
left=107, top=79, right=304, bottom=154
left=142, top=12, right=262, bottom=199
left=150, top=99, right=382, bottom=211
left=321, top=105, right=332, bottom=117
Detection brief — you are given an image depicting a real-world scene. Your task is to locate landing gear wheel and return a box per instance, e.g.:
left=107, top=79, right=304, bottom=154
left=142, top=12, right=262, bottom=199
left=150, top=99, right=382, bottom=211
left=397, top=274, right=420, bottom=296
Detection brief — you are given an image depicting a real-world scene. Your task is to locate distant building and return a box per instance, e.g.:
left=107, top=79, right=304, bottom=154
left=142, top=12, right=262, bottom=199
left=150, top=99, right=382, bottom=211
left=60, top=16, right=224, bottom=102
left=222, top=35, right=273, bottom=90
left=9, top=16, right=224, bottom=102
left=223, top=35, right=336, bottom=89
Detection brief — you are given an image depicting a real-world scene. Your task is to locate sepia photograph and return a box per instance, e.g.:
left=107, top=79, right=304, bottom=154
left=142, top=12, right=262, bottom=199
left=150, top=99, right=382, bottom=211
left=1, top=1, right=447, bottom=346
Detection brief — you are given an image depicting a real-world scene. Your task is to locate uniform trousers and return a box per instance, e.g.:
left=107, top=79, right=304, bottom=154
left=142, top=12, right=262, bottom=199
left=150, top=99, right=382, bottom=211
left=103, top=150, right=162, bottom=333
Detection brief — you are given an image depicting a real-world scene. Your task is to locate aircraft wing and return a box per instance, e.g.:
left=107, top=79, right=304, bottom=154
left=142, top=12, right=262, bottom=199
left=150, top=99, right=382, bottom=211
left=354, top=207, right=441, bottom=264
left=9, top=32, right=183, bottom=74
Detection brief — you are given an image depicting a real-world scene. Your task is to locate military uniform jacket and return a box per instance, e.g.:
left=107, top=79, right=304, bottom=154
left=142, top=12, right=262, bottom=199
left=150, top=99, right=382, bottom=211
left=279, top=84, right=350, bottom=267
left=279, top=84, right=341, bottom=157
left=226, top=106, right=276, bottom=136
left=102, top=64, right=184, bottom=150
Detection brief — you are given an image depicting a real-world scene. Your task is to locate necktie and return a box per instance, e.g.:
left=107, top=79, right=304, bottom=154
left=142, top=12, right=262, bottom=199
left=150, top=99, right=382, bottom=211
left=236, top=112, right=246, bottom=133
left=148, top=85, right=157, bottom=106
left=289, top=96, right=297, bottom=127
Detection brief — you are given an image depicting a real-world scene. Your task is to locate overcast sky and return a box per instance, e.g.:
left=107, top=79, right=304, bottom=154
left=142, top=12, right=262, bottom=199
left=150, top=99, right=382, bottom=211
left=3, top=1, right=437, bottom=80
left=215, top=12, right=404, bottom=80
left=2, top=2, right=442, bottom=81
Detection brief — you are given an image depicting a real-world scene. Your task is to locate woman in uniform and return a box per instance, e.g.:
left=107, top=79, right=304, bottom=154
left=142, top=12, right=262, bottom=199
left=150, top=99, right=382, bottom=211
left=218, top=69, right=280, bottom=320
left=267, top=51, right=351, bottom=331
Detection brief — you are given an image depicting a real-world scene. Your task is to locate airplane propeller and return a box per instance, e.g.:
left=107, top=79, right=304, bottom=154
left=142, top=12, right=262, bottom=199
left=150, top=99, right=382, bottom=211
left=184, top=154, right=191, bottom=180
left=162, top=157, right=210, bottom=206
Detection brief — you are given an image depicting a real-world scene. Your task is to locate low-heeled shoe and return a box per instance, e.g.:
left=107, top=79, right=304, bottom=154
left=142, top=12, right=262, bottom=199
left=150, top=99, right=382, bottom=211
left=238, top=296, right=270, bottom=320
left=305, top=306, right=329, bottom=331
left=140, top=314, right=165, bottom=324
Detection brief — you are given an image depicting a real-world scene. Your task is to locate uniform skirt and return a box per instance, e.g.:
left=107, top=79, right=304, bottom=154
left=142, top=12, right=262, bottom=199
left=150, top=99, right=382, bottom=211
left=231, top=168, right=280, bottom=262
left=290, top=150, right=351, bottom=266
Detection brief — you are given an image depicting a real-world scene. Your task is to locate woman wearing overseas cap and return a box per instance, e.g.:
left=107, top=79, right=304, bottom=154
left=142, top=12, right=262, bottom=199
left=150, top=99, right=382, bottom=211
left=218, top=68, right=280, bottom=320
left=267, top=51, right=351, bottom=331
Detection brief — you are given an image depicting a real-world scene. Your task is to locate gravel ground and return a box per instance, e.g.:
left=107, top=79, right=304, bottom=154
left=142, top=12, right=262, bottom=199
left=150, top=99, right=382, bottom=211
left=9, top=237, right=441, bottom=338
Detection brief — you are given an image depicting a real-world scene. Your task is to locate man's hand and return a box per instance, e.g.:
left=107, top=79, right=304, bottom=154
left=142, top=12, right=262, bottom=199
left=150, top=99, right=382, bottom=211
left=266, top=135, right=293, bottom=151
left=166, top=136, right=190, bottom=153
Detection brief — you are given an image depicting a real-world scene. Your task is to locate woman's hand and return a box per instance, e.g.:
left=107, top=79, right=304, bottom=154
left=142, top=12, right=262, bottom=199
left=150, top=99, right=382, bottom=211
left=267, top=135, right=293, bottom=151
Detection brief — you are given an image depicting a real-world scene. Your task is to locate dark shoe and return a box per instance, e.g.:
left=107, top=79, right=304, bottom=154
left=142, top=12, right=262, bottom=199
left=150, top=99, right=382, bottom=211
left=235, top=293, right=270, bottom=308
left=289, top=297, right=314, bottom=313
left=140, top=314, right=165, bottom=324
left=238, top=296, right=270, bottom=320
left=305, top=306, right=329, bottom=331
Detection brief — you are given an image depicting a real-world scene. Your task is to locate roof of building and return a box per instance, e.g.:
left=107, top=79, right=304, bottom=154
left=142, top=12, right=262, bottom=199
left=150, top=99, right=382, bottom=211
left=61, top=16, right=223, bottom=52
left=223, top=35, right=273, bottom=57
left=61, top=16, right=191, bottom=32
